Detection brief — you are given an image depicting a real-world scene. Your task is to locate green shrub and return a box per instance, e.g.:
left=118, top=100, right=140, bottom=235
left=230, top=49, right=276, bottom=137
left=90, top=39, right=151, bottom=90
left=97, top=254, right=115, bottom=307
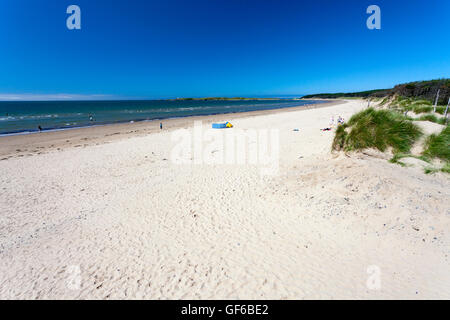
left=332, top=108, right=422, bottom=153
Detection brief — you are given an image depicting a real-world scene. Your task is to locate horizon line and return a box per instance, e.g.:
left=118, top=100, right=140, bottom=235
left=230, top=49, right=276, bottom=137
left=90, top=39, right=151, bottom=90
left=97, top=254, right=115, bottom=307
left=0, top=93, right=309, bottom=102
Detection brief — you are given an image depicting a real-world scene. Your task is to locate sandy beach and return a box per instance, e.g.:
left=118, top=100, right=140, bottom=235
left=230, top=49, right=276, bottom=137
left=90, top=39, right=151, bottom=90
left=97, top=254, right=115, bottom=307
left=0, top=99, right=449, bottom=299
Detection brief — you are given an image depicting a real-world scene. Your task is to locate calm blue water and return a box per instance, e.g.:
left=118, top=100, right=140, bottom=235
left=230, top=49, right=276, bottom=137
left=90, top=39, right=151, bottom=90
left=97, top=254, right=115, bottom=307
left=0, top=99, right=324, bottom=135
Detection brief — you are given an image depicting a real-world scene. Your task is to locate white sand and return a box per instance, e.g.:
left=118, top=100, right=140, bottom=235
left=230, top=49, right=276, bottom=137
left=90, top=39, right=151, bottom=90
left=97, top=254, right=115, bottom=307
left=0, top=100, right=449, bottom=299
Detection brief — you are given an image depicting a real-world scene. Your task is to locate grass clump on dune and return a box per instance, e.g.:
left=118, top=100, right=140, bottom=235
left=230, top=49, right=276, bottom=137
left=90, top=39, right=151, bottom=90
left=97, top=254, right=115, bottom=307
left=389, top=96, right=446, bottom=115
left=411, top=105, right=433, bottom=114
left=422, top=126, right=450, bottom=162
left=435, top=106, right=446, bottom=115
left=390, top=96, right=412, bottom=109
left=414, top=114, right=447, bottom=125
left=411, top=99, right=432, bottom=106
left=389, top=153, right=430, bottom=166
left=379, top=96, right=390, bottom=105
left=389, top=97, right=432, bottom=114
left=332, top=108, right=422, bottom=153
left=441, top=162, right=450, bottom=173
left=424, top=163, right=450, bottom=174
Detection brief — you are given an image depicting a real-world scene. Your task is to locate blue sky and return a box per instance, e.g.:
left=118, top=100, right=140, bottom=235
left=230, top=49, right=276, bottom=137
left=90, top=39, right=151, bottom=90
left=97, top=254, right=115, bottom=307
left=0, top=0, right=449, bottom=100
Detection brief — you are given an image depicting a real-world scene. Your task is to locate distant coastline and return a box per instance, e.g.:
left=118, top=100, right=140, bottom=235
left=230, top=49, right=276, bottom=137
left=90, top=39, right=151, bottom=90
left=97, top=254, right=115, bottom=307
left=302, top=79, right=449, bottom=104
left=171, top=97, right=301, bottom=101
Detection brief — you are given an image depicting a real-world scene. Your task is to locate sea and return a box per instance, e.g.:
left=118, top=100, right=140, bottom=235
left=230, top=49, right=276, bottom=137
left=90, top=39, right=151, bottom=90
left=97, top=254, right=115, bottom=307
left=0, top=99, right=325, bottom=135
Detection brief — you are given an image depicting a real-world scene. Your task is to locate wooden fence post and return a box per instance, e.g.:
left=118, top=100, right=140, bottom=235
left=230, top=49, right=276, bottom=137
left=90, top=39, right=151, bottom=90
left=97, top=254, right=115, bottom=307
left=444, top=97, right=450, bottom=123
left=433, top=89, right=440, bottom=113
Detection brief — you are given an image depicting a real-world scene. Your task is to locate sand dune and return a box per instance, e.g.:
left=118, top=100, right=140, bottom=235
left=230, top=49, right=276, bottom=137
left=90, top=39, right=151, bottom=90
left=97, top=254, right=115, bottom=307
left=0, top=100, right=449, bottom=299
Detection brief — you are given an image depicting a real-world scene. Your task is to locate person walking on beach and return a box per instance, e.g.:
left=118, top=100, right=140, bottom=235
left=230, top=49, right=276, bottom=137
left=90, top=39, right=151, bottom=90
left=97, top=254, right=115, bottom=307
left=38, top=125, right=42, bottom=132
left=160, top=122, right=163, bottom=130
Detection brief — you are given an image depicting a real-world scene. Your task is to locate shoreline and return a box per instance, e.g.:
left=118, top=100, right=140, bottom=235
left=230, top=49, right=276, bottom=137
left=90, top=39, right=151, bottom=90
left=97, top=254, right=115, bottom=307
left=0, top=99, right=325, bottom=136
left=0, top=100, right=344, bottom=159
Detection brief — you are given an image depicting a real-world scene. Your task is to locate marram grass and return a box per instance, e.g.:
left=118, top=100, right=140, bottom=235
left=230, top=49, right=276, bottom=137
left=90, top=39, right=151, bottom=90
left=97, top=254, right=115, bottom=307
left=332, top=108, right=422, bottom=153
left=422, top=126, right=450, bottom=162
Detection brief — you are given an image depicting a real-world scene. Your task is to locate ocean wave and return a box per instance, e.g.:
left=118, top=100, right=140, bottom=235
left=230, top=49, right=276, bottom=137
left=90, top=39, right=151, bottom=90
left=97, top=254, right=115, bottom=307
left=0, top=113, right=91, bottom=121
left=0, top=116, right=15, bottom=121
left=0, top=114, right=60, bottom=121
